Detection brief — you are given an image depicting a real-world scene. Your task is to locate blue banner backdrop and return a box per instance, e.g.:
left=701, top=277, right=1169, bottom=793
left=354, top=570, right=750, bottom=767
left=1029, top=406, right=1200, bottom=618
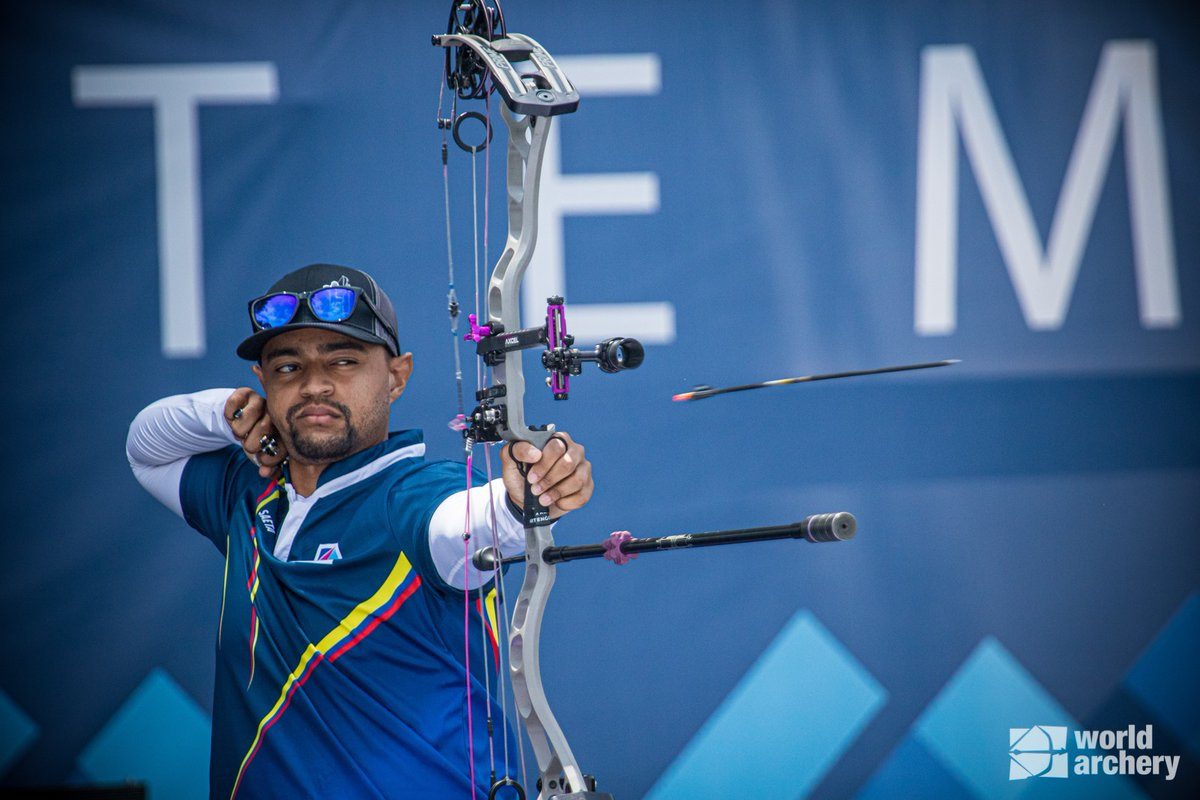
left=1, top=1, right=1197, bottom=798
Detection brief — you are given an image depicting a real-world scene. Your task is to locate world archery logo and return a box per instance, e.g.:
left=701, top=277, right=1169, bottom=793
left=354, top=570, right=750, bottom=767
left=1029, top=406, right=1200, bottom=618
left=1009, top=725, right=1068, bottom=779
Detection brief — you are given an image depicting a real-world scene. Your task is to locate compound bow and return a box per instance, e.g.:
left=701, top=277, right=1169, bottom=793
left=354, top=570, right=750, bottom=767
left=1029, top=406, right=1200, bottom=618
left=433, top=4, right=856, bottom=798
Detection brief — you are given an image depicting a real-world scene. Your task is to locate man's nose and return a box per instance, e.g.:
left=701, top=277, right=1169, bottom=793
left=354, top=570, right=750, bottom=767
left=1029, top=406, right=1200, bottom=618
left=299, top=365, right=335, bottom=397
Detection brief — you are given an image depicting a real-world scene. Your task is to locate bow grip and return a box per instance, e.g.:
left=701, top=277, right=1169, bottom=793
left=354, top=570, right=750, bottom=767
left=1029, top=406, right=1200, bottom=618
left=512, top=427, right=556, bottom=527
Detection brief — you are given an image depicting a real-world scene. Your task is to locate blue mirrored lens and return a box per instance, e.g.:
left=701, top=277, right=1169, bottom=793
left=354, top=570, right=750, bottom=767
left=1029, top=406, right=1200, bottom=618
left=310, top=287, right=357, bottom=322
left=253, top=294, right=299, bottom=329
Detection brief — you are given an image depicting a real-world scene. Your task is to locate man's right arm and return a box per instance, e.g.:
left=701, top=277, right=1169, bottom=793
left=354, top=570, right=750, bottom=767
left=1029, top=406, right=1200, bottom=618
left=126, top=389, right=242, bottom=517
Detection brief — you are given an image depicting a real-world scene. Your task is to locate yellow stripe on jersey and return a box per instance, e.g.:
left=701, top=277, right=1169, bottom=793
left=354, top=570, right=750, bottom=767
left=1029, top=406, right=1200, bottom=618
left=229, top=552, right=416, bottom=798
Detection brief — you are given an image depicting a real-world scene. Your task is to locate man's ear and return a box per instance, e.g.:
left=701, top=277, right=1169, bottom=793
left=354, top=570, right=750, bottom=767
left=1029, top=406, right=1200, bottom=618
left=388, top=353, right=414, bottom=403
left=252, top=362, right=265, bottom=388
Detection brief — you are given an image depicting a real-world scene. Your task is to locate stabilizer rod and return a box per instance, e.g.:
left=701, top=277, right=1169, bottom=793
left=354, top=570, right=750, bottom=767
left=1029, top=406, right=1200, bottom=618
left=473, top=512, right=857, bottom=570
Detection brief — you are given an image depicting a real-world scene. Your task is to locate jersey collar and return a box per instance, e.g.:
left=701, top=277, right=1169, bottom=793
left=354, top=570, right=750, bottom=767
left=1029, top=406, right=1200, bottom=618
left=282, top=429, right=425, bottom=492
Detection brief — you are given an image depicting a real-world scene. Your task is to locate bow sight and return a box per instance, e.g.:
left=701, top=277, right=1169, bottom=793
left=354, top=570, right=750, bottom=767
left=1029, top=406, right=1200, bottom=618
left=463, top=296, right=644, bottom=437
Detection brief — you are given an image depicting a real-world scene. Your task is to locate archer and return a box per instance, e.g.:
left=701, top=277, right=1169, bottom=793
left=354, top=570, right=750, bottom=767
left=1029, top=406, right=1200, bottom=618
left=126, top=263, right=593, bottom=798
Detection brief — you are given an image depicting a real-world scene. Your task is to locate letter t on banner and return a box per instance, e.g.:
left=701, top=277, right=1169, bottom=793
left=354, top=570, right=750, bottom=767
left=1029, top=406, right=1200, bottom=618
left=73, top=64, right=279, bottom=358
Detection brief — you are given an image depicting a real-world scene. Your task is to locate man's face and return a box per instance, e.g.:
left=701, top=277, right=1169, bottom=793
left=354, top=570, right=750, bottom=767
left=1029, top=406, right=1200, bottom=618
left=252, top=328, right=413, bottom=464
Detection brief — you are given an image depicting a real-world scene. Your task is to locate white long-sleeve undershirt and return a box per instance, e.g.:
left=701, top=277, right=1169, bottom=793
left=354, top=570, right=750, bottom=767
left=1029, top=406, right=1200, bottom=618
left=125, top=389, right=528, bottom=589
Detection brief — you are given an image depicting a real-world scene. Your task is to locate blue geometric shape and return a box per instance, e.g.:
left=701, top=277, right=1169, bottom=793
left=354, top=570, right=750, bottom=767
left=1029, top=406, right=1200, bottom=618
left=856, top=735, right=975, bottom=800
left=914, top=637, right=1145, bottom=800
left=645, top=609, right=886, bottom=800
left=1123, top=591, right=1200, bottom=759
left=76, top=668, right=210, bottom=800
left=0, top=687, right=39, bottom=776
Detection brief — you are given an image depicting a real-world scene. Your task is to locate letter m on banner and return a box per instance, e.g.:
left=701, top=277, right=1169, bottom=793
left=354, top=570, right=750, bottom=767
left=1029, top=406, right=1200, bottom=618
left=914, top=41, right=1180, bottom=335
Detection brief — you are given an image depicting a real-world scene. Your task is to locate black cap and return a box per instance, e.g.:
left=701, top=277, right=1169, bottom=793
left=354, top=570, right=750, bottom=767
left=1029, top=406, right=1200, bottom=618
left=236, top=264, right=401, bottom=360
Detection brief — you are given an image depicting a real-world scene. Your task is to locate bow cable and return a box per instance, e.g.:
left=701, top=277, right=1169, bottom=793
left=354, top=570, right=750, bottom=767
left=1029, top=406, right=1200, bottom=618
left=437, top=4, right=527, bottom=795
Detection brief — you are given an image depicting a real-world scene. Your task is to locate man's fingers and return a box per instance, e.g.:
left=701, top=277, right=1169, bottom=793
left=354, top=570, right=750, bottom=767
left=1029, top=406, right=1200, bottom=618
left=529, top=440, right=584, bottom=496
left=538, top=460, right=592, bottom=509
left=259, top=435, right=279, bottom=458
left=226, top=389, right=267, bottom=441
left=501, top=433, right=592, bottom=516
left=256, top=439, right=285, bottom=464
left=550, top=486, right=593, bottom=516
left=547, top=475, right=595, bottom=518
left=522, top=434, right=573, bottom=483
left=242, top=416, right=276, bottom=454
left=242, top=427, right=285, bottom=477
left=224, top=388, right=251, bottom=421
left=225, top=389, right=284, bottom=479
left=255, top=446, right=286, bottom=474
left=507, top=441, right=543, bottom=465
left=224, top=390, right=249, bottom=435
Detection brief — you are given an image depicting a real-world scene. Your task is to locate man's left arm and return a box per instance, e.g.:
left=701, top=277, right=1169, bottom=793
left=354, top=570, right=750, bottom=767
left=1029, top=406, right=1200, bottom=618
left=424, top=433, right=594, bottom=591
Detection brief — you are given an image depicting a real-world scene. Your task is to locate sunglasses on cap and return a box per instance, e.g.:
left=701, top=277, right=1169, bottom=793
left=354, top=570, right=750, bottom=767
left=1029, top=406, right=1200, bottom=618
left=248, top=286, right=398, bottom=345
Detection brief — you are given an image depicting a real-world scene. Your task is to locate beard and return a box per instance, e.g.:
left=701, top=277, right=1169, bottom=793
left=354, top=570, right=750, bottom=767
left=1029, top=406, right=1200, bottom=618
left=285, top=399, right=357, bottom=462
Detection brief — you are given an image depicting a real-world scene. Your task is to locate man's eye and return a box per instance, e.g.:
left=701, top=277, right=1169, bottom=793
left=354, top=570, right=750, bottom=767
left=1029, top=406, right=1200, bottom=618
left=333, top=358, right=358, bottom=366
left=277, top=364, right=299, bottom=374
